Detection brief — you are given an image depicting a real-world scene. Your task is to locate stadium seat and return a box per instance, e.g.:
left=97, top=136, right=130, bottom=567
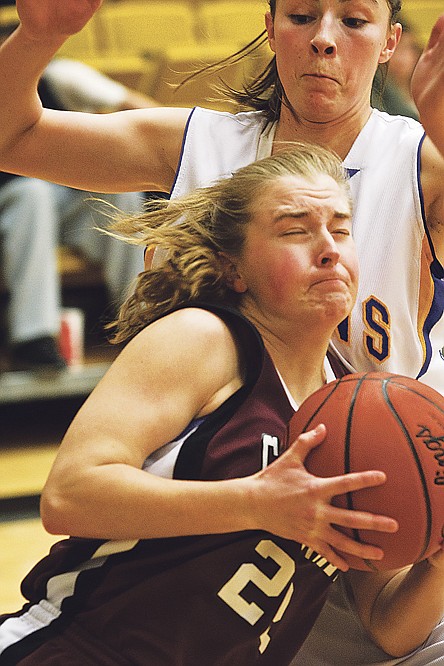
left=56, top=17, right=101, bottom=59
left=196, top=0, right=268, bottom=47
left=99, top=1, right=197, bottom=58
left=149, top=41, right=247, bottom=110
left=0, top=6, right=18, bottom=29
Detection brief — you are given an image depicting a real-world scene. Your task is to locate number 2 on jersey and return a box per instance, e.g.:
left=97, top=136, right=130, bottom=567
left=217, top=540, right=295, bottom=651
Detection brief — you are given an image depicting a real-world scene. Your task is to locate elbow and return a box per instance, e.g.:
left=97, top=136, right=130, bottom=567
left=371, top=632, right=425, bottom=659
left=40, top=487, right=75, bottom=535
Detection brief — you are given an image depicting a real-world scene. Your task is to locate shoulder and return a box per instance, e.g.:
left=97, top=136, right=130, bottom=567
left=369, top=109, right=424, bottom=146
left=346, top=110, right=424, bottom=171
left=370, top=108, right=422, bottom=131
left=188, top=107, right=270, bottom=136
left=129, top=307, right=245, bottom=378
left=153, top=306, right=240, bottom=347
left=108, top=307, right=248, bottom=422
left=172, top=108, right=270, bottom=195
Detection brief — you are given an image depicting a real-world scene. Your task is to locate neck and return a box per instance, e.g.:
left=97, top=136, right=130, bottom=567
left=273, top=103, right=372, bottom=161
left=251, top=315, right=332, bottom=405
left=272, top=349, right=328, bottom=406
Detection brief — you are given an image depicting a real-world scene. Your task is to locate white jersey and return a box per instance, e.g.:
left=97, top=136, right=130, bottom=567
left=172, top=107, right=444, bottom=395
left=291, top=575, right=444, bottom=665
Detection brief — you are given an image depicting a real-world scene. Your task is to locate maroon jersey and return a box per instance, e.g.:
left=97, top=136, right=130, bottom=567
left=0, top=304, right=337, bottom=665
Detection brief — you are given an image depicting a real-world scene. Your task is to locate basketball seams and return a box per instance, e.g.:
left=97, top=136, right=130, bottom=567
left=346, top=374, right=379, bottom=571
left=388, top=378, right=444, bottom=417
left=383, top=377, right=433, bottom=563
left=289, top=371, right=444, bottom=571
left=297, top=380, right=342, bottom=433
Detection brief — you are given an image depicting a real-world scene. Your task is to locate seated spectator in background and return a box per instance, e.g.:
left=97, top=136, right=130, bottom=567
left=0, top=54, right=159, bottom=371
left=371, top=17, right=422, bottom=120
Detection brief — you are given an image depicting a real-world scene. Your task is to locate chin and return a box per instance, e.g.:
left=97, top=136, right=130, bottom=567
left=318, top=296, right=353, bottom=323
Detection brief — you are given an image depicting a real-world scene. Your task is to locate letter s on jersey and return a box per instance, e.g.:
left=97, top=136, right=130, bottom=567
left=363, top=296, right=390, bottom=362
left=337, top=296, right=391, bottom=363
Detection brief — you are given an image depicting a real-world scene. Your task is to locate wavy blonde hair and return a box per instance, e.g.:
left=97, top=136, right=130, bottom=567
left=108, top=143, right=351, bottom=342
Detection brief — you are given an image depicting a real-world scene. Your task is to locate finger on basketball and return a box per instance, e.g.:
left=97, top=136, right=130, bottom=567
left=325, top=506, right=399, bottom=533
left=290, top=424, right=326, bottom=460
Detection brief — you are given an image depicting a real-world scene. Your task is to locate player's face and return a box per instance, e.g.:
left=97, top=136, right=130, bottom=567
left=233, top=173, right=358, bottom=329
left=265, top=0, right=400, bottom=123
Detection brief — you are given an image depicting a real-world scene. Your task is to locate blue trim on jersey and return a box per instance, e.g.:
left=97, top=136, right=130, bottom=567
left=415, top=133, right=444, bottom=379
left=346, top=168, right=360, bottom=179
left=176, top=416, right=206, bottom=441
left=169, top=107, right=197, bottom=196
left=418, top=274, right=444, bottom=379
left=417, top=132, right=444, bottom=279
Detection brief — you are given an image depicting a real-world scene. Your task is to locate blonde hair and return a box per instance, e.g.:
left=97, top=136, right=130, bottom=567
left=109, top=143, right=351, bottom=342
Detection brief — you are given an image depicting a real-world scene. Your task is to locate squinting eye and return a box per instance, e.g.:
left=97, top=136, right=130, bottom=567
left=342, top=17, right=368, bottom=28
left=282, top=229, right=306, bottom=236
left=333, top=229, right=351, bottom=236
left=289, top=14, right=315, bottom=24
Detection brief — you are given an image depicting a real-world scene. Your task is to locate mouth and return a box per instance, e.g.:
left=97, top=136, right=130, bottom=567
left=311, top=277, right=348, bottom=289
left=303, top=73, right=339, bottom=84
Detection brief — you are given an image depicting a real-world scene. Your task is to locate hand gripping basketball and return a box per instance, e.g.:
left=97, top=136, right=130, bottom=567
left=252, top=424, right=397, bottom=572
left=289, top=372, right=444, bottom=571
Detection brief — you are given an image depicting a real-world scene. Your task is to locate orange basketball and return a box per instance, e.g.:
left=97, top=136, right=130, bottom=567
left=288, top=372, right=444, bottom=571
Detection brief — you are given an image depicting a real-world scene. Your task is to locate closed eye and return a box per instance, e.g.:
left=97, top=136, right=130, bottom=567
left=282, top=230, right=306, bottom=235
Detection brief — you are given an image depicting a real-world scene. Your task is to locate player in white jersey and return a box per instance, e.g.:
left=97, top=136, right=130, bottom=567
left=169, top=106, right=443, bottom=393
left=0, top=1, right=441, bottom=395
left=0, top=1, right=443, bottom=663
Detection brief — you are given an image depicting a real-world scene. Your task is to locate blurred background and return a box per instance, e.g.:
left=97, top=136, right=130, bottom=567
left=0, top=0, right=442, bottom=613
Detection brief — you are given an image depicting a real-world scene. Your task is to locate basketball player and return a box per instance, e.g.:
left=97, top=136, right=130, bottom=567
left=0, top=0, right=442, bottom=393
left=0, top=2, right=443, bottom=663
left=1, top=148, right=443, bottom=665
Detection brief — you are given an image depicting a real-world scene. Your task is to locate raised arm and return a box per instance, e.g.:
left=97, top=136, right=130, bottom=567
left=0, top=0, right=189, bottom=193
left=40, top=308, right=397, bottom=573
left=412, top=15, right=444, bottom=264
left=349, top=547, right=444, bottom=657
left=412, top=15, right=444, bottom=157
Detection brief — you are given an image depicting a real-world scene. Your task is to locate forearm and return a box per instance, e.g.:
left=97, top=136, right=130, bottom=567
left=418, top=101, right=444, bottom=159
left=364, top=560, right=444, bottom=657
left=0, top=26, right=63, bottom=157
left=412, top=15, right=444, bottom=158
left=40, top=463, right=253, bottom=540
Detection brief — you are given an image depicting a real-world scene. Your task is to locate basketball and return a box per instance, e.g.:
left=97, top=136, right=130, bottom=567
left=288, top=372, right=444, bottom=571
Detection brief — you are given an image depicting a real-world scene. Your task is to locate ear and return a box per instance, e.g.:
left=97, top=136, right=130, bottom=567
left=219, top=253, right=248, bottom=294
left=379, top=22, right=402, bottom=64
left=265, top=11, right=276, bottom=53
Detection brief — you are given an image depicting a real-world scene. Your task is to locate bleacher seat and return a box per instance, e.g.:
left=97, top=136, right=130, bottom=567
left=99, top=1, right=197, bottom=57
left=56, top=17, right=101, bottom=60
left=196, top=0, right=268, bottom=47
left=0, top=5, right=18, bottom=28
left=400, top=0, right=442, bottom=45
left=150, top=41, right=251, bottom=110
left=86, top=1, right=200, bottom=92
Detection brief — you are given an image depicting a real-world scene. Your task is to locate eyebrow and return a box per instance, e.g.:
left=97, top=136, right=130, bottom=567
left=274, top=210, right=352, bottom=221
left=339, top=0, right=379, bottom=5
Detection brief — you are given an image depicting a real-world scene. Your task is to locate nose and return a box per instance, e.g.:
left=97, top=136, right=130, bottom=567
left=310, top=17, right=337, bottom=56
left=317, top=233, right=340, bottom=266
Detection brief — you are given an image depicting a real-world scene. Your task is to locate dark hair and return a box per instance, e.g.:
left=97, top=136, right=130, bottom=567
left=185, top=0, right=402, bottom=122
